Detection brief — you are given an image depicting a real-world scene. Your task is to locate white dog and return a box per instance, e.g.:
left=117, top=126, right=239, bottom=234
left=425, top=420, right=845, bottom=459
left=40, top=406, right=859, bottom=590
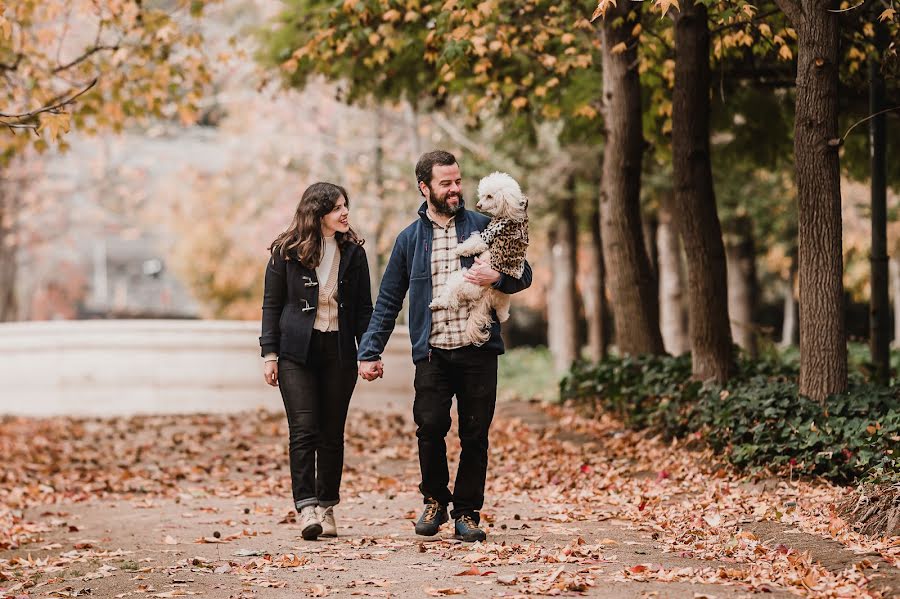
left=429, top=172, right=529, bottom=346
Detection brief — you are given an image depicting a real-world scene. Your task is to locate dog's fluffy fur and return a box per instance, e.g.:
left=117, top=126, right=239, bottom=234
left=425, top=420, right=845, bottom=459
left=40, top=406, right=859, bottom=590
left=429, top=172, right=529, bottom=346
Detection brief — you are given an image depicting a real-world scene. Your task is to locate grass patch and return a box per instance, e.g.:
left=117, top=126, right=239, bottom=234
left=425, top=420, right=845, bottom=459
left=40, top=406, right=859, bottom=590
left=498, top=346, right=558, bottom=401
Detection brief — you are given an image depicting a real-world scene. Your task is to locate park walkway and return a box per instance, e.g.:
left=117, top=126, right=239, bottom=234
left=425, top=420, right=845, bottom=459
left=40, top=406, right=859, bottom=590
left=1, top=399, right=898, bottom=598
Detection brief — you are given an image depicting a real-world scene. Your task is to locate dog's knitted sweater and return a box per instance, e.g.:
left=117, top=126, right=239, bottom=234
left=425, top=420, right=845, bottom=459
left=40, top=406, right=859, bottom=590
left=480, top=216, right=529, bottom=279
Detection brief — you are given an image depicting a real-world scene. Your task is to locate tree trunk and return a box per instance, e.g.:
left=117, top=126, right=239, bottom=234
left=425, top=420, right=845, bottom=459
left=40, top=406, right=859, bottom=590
left=725, top=217, right=759, bottom=359
left=657, top=195, right=689, bottom=355
left=584, top=204, right=608, bottom=362
left=599, top=0, right=665, bottom=356
left=868, top=22, right=890, bottom=384
left=780, top=262, right=799, bottom=348
left=774, top=0, right=847, bottom=401
left=0, top=178, right=18, bottom=322
left=672, top=0, right=734, bottom=381
left=547, top=183, right=580, bottom=373
left=643, top=211, right=658, bottom=280
left=372, top=106, right=387, bottom=292
left=891, top=256, right=900, bottom=348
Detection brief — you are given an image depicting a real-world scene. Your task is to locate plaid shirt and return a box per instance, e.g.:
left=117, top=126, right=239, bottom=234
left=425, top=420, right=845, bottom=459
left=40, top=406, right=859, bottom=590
left=427, top=212, right=470, bottom=349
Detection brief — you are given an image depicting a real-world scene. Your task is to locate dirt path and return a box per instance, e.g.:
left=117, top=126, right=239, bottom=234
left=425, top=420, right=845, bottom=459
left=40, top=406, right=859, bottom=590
left=1, top=400, right=897, bottom=598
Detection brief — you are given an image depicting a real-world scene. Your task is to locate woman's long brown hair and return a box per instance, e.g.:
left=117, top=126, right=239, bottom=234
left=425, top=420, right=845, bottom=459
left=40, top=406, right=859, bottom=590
left=268, top=182, right=364, bottom=268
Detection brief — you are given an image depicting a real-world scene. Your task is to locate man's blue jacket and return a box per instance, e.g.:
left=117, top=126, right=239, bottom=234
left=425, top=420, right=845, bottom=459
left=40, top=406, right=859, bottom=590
left=357, top=201, right=533, bottom=364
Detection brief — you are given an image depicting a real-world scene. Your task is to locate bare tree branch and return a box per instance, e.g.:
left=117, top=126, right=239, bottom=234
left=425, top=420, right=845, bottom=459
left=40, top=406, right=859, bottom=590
left=0, top=78, right=98, bottom=120
left=0, top=121, right=38, bottom=129
left=0, top=54, right=24, bottom=72
left=711, top=9, right=782, bottom=33
left=52, top=44, right=118, bottom=75
left=773, top=0, right=803, bottom=26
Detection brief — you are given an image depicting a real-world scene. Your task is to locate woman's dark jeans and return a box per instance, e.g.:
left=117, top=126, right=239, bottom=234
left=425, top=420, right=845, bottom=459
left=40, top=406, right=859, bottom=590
left=278, top=331, right=356, bottom=511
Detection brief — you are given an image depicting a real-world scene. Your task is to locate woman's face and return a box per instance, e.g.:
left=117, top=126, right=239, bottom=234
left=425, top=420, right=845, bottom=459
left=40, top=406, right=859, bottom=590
left=321, top=195, right=350, bottom=237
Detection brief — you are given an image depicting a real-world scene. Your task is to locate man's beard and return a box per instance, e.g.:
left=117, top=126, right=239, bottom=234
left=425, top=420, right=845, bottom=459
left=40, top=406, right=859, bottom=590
left=429, top=187, right=463, bottom=216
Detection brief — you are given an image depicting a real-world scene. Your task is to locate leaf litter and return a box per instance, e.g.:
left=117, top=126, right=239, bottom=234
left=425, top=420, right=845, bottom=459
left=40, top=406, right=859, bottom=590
left=0, top=405, right=896, bottom=597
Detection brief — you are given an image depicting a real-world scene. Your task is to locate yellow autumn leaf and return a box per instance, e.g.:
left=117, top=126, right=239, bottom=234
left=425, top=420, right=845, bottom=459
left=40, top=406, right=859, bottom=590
left=368, top=32, right=381, bottom=45
left=574, top=104, right=598, bottom=119
left=591, top=0, right=616, bottom=22
left=0, top=15, right=11, bottom=40
left=610, top=41, right=627, bottom=54
left=658, top=0, right=679, bottom=17
left=511, top=96, right=528, bottom=110
left=542, top=104, right=561, bottom=119
left=382, top=9, right=401, bottom=21
left=778, top=44, right=792, bottom=61
left=39, top=113, right=71, bottom=143
left=878, top=8, right=896, bottom=22
left=477, top=0, right=494, bottom=16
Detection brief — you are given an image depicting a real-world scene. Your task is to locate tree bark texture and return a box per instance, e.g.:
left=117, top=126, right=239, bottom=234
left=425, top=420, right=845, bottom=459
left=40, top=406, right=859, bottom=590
left=584, top=204, right=609, bottom=362
left=547, top=189, right=580, bottom=373
left=724, top=217, right=759, bottom=359
left=775, top=0, right=847, bottom=400
left=657, top=196, right=689, bottom=355
left=672, top=0, right=735, bottom=381
left=599, top=0, right=665, bottom=356
left=891, top=256, right=900, bottom=348
left=0, top=180, right=18, bottom=322
left=643, top=211, right=658, bottom=281
left=868, top=23, right=890, bottom=384
left=780, top=264, right=799, bottom=348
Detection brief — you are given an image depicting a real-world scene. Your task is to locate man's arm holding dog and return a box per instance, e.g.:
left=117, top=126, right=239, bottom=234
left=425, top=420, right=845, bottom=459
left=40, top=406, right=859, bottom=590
left=464, top=257, right=532, bottom=294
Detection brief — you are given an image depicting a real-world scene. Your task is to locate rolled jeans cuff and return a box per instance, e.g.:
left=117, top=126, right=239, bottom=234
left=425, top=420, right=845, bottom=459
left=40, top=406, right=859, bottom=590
left=318, top=498, right=340, bottom=508
left=295, top=497, right=318, bottom=511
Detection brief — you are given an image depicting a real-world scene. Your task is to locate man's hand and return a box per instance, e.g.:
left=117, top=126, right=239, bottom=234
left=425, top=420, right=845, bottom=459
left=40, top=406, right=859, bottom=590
left=464, top=257, right=501, bottom=287
left=264, top=361, right=279, bottom=387
left=358, top=360, right=384, bottom=381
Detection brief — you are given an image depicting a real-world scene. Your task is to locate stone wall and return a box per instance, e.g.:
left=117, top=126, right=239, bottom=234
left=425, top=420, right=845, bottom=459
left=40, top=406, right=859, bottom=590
left=0, top=320, right=414, bottom=416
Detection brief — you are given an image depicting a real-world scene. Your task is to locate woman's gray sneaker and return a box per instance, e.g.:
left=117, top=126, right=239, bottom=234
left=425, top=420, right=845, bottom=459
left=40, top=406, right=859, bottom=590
left=318, top=506, right=337, bottom=537
left=299, top=505, right=322, bottom=540
left=415, top=499, right=448, bottom=536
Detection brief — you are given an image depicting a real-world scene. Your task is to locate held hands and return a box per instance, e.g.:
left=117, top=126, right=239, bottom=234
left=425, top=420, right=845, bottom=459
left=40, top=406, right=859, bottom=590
left=264, top=360, right=279, bottom=387
left=358, top=360, right=384, bottom=381
left=463, top=257, right=501, bottom=287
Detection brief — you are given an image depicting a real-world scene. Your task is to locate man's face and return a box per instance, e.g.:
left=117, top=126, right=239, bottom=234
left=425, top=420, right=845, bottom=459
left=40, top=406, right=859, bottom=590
left=421, top=163, right=463, bottom=216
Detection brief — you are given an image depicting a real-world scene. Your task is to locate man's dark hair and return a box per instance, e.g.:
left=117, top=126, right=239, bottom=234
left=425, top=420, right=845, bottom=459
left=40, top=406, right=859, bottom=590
left=415, top=150, right=458, bottom=192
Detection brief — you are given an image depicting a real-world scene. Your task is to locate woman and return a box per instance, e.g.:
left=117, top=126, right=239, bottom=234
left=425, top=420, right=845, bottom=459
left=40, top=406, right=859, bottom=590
left=259, top=182, right=373, bottom=540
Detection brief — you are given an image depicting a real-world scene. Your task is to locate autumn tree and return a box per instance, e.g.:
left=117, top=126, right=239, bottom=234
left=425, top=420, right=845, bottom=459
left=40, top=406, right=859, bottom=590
left=263, top=0, right=664, bottom=358
left=0, top=0, right=214, bottom=320
left=670, top=0, right=735, bottom=380
left=596, top=0, right=666, bottom=356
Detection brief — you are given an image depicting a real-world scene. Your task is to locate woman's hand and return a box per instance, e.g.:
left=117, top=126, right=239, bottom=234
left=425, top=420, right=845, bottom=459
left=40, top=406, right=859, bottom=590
left=264, top=360, right=279, bottom=386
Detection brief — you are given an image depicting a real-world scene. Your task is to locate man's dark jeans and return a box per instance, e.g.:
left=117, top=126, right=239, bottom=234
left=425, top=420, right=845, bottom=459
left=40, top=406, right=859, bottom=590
left=278, top=331, right=356, bottom=511
left=413, top=346, right=498, bottom=522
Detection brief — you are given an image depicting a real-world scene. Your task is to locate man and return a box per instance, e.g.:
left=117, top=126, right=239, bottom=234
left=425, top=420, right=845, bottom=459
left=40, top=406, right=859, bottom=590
left=357, top=150, right=532, bottom=543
